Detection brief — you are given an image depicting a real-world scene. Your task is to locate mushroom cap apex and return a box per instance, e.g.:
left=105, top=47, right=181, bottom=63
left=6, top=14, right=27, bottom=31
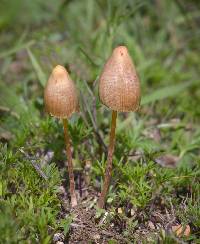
left=114, top=45, right=128, bottom=53
left=51, top=65, right=68, bottom=78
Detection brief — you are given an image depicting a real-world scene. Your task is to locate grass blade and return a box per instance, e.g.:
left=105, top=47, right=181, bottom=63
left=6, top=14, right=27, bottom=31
left=118, top=80, right=199, bottom=131
left=27, top=48, right=46, bottom=87
left=141, top=80, right=199, bottom=105
left=0, top=40, right=35, bottom=59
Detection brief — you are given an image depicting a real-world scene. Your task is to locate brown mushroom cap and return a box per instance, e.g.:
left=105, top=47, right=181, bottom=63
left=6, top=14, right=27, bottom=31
left=99, top=46, right=141, bottom=112
left=44, top=65, right=79, bottom=118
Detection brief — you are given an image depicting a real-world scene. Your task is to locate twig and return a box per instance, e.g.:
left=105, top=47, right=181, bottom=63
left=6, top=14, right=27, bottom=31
left=70, top=223, right=85, bottom=228
left=78, top=172, right=82, bottom=197
left=19, top=149, right=48, bottom=180
left=0, top=105, right=20, bottom=119
left=29, top=160, right=48, bottom=180
left=99, top=211, right=108, bottom=225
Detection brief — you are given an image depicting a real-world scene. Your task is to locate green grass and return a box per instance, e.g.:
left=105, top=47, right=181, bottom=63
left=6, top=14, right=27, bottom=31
left=0, top=0, right=200, bottom=242
left=0, top=144, right=60, bottom=243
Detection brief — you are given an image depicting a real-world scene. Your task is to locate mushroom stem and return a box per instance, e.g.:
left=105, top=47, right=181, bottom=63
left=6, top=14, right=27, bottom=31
left=63, top=118, right=77, bottom=207
left=98, top=110, right=117, bottom=208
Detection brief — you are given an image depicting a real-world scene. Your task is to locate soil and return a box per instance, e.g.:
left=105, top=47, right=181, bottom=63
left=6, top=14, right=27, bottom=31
left=57, top=185, right=125, bottom=243
left=56, top=184, right=179, bottom=244
left=55, top=171, right=178, bottom=244
left=68, top=205, right=126, bottom=243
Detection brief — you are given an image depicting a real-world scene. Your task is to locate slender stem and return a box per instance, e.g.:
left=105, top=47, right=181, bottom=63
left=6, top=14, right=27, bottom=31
left=98, top=110, right=117, bottom=208
left=63, top=118, right=77, bottom=207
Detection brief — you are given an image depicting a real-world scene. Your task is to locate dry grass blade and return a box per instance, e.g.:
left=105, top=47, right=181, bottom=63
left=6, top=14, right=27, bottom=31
left=19, top=149, right=48, bottom=180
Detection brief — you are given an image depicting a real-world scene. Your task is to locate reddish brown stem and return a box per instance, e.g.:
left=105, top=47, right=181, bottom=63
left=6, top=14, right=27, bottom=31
left=98, top=110, right=117, bottom=208
left=63, top=118, right=77, bottom=207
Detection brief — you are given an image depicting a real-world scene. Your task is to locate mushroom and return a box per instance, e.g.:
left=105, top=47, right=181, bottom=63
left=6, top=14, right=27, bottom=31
left=97, top=46, right=141, bottom=208
left=44, top=65, right=79, bottom=207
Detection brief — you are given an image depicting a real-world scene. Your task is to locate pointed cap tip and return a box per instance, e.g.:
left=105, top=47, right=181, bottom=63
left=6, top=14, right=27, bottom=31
left=113, top=46, right=128, bottom=55
left=52, top=65, right=67, bottom=75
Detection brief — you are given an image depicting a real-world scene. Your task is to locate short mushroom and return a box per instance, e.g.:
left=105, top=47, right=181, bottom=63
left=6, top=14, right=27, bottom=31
left=44, top=65, right=79, bottom=207
left=98, top=46, right=141, bottom=208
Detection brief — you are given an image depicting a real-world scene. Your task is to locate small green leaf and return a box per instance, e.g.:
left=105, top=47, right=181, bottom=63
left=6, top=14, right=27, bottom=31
left=60, top=216, right=73, bottom=235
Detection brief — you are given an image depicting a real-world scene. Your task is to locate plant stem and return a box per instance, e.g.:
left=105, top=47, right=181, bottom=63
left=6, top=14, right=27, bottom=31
left=63, top=118, right=77, bottom=207
left=98, top=110, right=117, bottom=208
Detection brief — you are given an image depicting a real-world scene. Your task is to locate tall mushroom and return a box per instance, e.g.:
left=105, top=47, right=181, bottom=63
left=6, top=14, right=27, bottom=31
left=44, top=65, right=79, bottom=207
left=98, top=46, right=141, bottom=208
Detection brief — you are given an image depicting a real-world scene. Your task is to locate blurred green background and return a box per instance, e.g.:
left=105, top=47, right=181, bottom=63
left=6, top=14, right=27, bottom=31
left=0, top=0, right=200, bottom=243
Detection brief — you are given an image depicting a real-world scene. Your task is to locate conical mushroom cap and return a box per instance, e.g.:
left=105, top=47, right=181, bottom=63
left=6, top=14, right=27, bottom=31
left=99, top=46, right=141, bottom=112
left=44, top=65, right=79, bottom=118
